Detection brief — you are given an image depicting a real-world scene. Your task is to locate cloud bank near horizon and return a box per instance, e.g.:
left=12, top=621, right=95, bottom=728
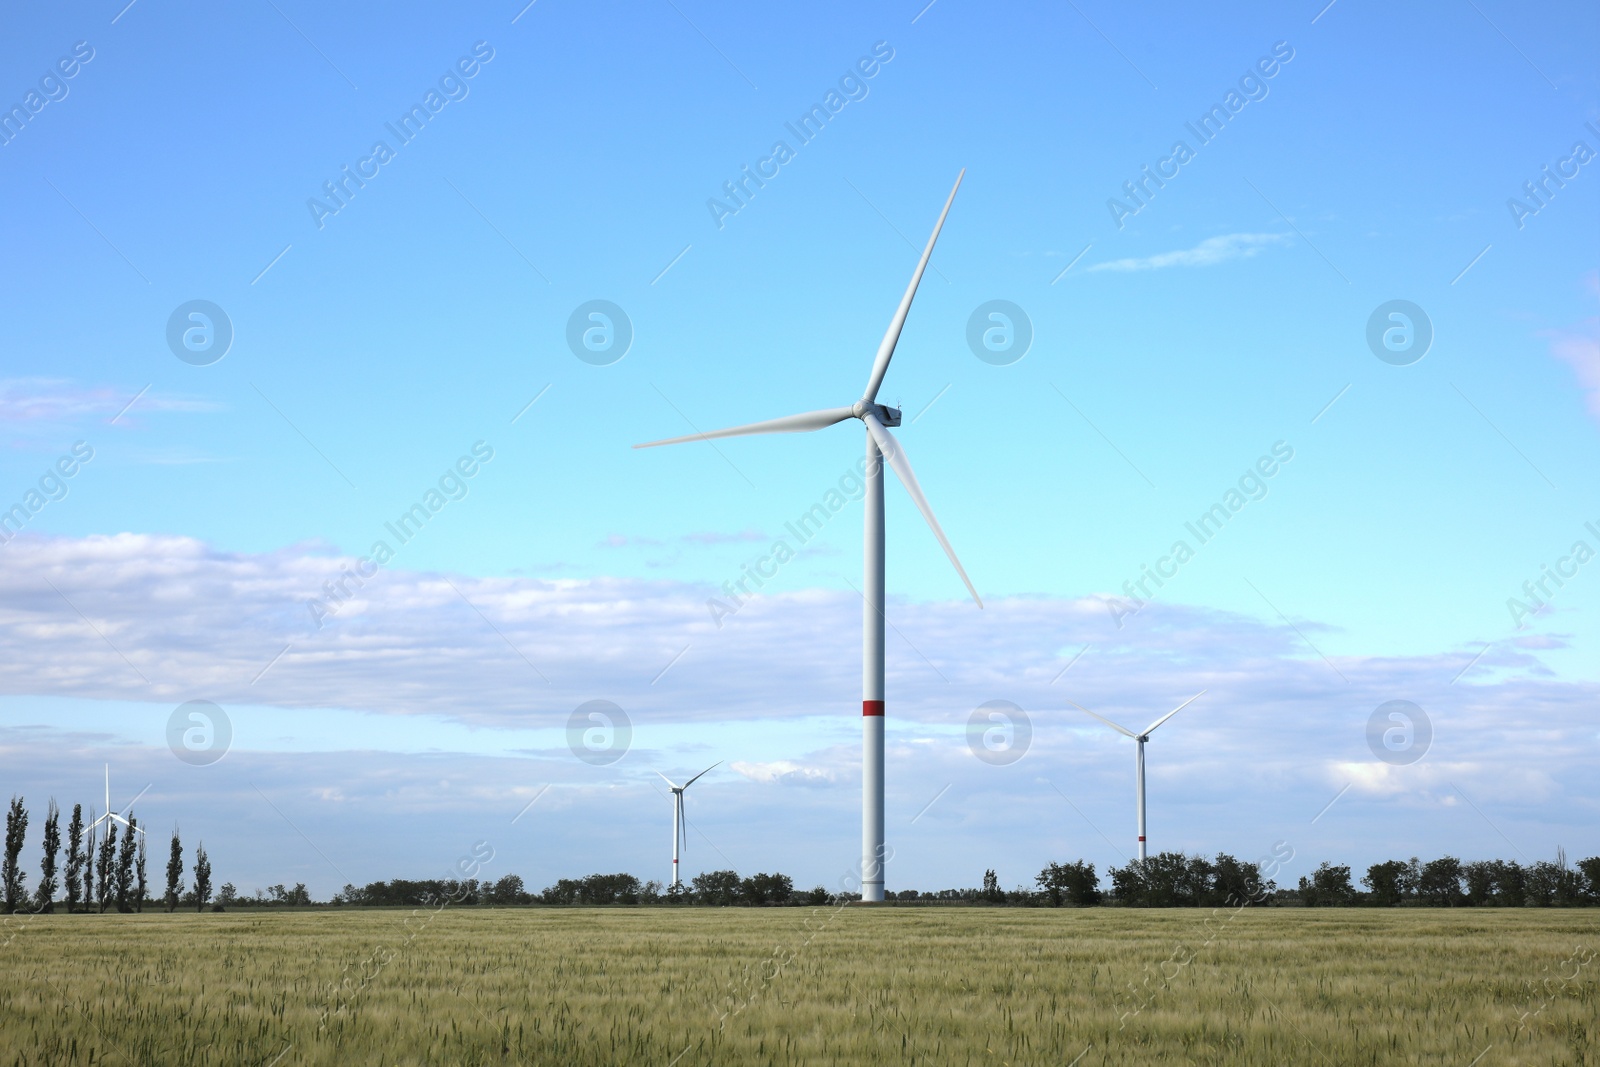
left=0, top=531, right=1590, bottom=739
left=0, top=531, right=1593, bottom=895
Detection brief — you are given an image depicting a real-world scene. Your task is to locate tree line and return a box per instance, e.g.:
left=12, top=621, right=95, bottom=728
left=318, top=852, right=1600, bottom=909
left=3, top=796, right=212, bottom=914
left=1295, top=852, right=1599, bottom=908
left=1030, top=851, right=1600, bottom=907
left=333, top=871, right=833, bottom=908
left=9, top=791, right=1596, bottom=911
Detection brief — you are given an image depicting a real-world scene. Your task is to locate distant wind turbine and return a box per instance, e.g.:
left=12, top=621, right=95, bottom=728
left=658, top=762, right=719, bottom=888
left=1069, top=691, right=1205, bottom=861
left=637, top=172, right=980, bottom=902
left=89, top=763, right=147, bottom=839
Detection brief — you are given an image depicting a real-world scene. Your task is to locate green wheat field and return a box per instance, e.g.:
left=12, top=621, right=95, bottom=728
left=1, top=907, right=1594, bottom=1065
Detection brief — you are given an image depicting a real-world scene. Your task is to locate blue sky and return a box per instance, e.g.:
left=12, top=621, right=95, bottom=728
left=0, top=0, right=1596, bottom=899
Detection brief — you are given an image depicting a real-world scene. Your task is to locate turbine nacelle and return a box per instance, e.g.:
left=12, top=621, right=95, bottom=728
left=852, top=400, right=901, bottom=426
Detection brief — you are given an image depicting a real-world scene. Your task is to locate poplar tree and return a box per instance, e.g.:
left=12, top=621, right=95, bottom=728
left=83, top=820, right=95, bottom=910
left=35, top=801, right=60, bottom=913
left=95, top=822, right=116, bottom=914
left=135, top=833, right=148, bottom=913
left=64, top=804, right=84, bottom=913
left=115, top=817, right=137, bottom=913
left=2, top=796, right=27, bottom=914
left=193, top=844, right=212, bottom=912
left=164, top=828, right=183, bottom=913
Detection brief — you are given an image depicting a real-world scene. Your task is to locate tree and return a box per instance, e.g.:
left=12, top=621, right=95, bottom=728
left=64, top=804, right=84, bottom=913
left=1363, top=860, right=1410, bottom=906
left=35, top=800, right=60, bottom=913
left=83, top=822, right=95, bottom=910
left=1061, top=861, right=1102, bottom=906
left=1462, top=861, right=1497, bottom=907
left=980, top=869, right=1003, bottom=903
left=135, top=833, right=147, bottom=913
left=1210, top=854, right=1265, bottom=907
left=1299, top=863, right=1355, bottom=907
left=164, top=828, right=184, bottom=913
left=1036, top=863, right=1065, bottom=906
left=742, top=872, right=793, bottom=906
left=95, top=822, right=116, bottom=914
left=1578, top=856, right=1600, bottom=904
left=1109, top=860, right=1149, bottom=906
left=1525, top=861, right=1561, bottom=906
left=1492, top=860, right=1527, bottom=907
left=1552, top=848, right=1584, bottom=906
left=193, top=844, right=212, bottom=911
left=1110, top=853, right=1212, bottom=907
left=485, top=874, right=526, bottom=905
left=1037, top=861, right=1101, bottom=907
left=115, top=817, right=137, bottom=912
left=534, top=873, right=637, bottom=906
left=1401, top=857, right=1422, bottom=900
left=1418, top=857, right=1464, bottom=906
left=690, top=869, right=742, bottom=906
left=3, top=796, right=28, bottom=913
left=218, top=882, right=238, bottom=908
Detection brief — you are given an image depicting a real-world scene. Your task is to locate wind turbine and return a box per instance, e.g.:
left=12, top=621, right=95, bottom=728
left=1069, top=691, right=1205, bottom=862
left=657, top=762, right=719, bottom=888
left=637, top=172, right=980, bottom=902
left=89, top=763, right=147, bottom=839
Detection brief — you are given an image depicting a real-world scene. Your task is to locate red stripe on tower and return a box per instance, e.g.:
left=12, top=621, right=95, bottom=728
left=863, top=700, right=885, bottom=716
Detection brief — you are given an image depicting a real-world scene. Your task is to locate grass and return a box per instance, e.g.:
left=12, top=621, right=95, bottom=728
left=0, top=906, right=1594, bottom=1065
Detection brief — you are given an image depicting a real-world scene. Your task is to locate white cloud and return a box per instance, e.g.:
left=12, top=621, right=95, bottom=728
left=0, top=532, right=1591, bottom=741
left=1542, top=272, right=1600, bottom=420
left=0, top=378, right=218, bottom=424
left=1087, top=233, right=1292, bottom=273
left=731, top=759, right=838, bottom=786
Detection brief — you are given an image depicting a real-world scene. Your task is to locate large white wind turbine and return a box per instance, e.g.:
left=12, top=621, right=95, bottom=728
left=1069, top=691, right=1205, bottom=862
left=658, top=762, right=719, bottom=888
left=637, top=172, right=980, bottom=902
left=89, top=763, right=147, bottom=839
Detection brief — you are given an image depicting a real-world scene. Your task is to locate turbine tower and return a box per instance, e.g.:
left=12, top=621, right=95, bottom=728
left=89, top=763, right=147, bottom=839
left=637, top=172, right=980, bottom=902
left=658, top=762, right=719, bottom=888
left=1069, top=691, right=1205, bottom=861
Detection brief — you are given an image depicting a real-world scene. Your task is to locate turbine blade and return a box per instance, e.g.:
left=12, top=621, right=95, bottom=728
left=678, top=795, right=687, bottom=854
left=861, top=170, right=964, bottom=403
left=657, top=771, right=681, bottom=789
left=681, top=761, right=720, bottom=790
left=1066, top=700, right=1138, bottom=739
left=1143, top=690, right=1206, bottom=736
left=635, top=407, right=855, bottom=449
left=862, top=412, right=981, bottom=607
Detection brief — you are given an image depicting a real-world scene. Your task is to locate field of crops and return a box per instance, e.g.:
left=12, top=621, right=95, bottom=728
left=0, top=905, right=1594, bottom=1065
